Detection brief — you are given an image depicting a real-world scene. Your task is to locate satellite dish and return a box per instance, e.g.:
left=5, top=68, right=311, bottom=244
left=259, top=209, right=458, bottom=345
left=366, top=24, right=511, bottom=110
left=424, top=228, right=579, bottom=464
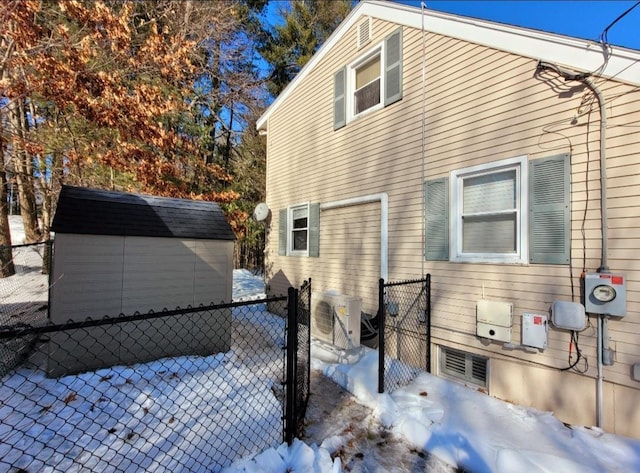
left=253, top=202, right=270, bottom=222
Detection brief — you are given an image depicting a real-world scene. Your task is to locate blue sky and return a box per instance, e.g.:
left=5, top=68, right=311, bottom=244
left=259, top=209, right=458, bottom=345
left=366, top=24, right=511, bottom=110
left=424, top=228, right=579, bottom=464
left=399, top=1, right=640, bottom=50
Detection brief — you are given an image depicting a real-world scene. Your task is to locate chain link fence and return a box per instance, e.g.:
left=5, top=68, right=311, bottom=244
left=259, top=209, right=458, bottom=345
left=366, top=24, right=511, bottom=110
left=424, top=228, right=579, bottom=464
left=284, top=280, right=311, bottom=444
left=0, top=296, right=301, bottom=472
left=1, top=242, right=51, bottom=378
left=377, top=276, right=431, bottom=393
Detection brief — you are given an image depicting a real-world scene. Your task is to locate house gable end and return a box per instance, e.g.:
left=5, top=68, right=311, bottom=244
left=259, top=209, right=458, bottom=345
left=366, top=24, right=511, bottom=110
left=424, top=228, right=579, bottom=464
left=257, top=0, right=640, bottom=132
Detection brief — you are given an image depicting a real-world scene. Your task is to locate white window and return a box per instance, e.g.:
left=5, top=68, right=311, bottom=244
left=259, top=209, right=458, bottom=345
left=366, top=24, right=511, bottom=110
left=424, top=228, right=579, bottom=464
left=348, top=47, right=383, bottom=120
left=334, top=27, right=402, bottom=130
left=450, top=156, right=528, bottom=263
left=289, top=204, right=309, bottom=255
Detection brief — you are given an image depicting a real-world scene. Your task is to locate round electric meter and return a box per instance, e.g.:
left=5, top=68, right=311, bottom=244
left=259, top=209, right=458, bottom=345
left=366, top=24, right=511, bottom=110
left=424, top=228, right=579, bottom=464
left=592, top=284, right=616, bottom=302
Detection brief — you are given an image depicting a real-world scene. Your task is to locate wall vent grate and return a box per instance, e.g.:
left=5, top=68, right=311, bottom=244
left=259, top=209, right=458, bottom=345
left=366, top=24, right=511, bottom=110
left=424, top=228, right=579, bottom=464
left=440, top=346, right=488, bottom=387
left=357, top=18, right=371, bottom=48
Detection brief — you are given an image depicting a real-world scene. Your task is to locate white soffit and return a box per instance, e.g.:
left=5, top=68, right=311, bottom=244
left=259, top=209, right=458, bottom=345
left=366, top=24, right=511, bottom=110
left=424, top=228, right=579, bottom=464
left=257, top=0, right=640, bottom=131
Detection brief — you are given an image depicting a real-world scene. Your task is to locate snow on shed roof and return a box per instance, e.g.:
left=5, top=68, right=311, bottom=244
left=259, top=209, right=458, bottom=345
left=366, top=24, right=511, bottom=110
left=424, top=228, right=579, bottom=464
left=52, top=186, right=235, bottom=240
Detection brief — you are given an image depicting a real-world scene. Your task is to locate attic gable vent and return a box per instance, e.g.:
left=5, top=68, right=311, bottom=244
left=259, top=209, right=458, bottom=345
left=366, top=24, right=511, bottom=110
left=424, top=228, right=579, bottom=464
left=440, top=346, right=488, bottom=387
left=357, top=18, right=371, bottom=48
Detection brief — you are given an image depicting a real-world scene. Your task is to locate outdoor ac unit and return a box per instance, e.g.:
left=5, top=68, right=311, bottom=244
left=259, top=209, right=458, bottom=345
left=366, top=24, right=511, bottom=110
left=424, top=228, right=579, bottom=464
left=311, top=292, right=361, bottom=349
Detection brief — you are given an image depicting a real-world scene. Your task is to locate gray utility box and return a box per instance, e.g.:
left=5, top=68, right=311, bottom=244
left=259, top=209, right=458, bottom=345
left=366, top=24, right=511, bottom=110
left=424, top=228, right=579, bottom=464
left=584, top=273, right=626, bottom=317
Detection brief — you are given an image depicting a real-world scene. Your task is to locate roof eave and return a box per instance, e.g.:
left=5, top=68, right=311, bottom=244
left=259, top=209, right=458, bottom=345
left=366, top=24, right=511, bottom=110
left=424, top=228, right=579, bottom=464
left=256, top=0, right=640, bottom=132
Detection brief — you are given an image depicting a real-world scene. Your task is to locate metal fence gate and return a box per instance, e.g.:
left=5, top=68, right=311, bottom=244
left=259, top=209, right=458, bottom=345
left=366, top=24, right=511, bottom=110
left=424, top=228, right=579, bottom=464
left=377, top=275, right=431, bottom=393
left=0, top=281, right=313, bottom=472
left=284, top=279, right=311, bottom=444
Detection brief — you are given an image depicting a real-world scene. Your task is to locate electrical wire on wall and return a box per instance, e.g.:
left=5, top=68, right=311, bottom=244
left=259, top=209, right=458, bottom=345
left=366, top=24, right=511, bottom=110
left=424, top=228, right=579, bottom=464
left=592, top=0, right=640, bottom=82
left=561, top=330, right=589, bottom=373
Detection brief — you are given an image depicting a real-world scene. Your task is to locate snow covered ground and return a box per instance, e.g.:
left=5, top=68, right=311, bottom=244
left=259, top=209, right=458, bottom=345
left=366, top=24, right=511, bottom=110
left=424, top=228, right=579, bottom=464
left=3, top=214, right=640, bottom=472
left=225, top=273, right=640, bottom=473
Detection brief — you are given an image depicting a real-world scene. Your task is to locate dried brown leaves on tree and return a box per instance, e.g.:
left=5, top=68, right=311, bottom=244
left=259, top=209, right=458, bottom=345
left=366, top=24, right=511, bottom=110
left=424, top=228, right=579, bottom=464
left=1, top=0, right=273, bottom=258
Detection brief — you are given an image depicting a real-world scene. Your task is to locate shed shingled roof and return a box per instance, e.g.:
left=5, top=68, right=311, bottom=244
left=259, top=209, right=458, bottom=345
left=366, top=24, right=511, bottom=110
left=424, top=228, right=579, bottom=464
left=52, top=186, right=235, bottom=240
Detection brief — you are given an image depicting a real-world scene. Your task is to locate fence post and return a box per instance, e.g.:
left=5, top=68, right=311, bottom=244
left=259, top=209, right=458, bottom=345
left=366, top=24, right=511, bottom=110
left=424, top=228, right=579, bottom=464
left=306, top=279, right=311, bottom=406
left=426, top=274, right=431, bottom=373
left=284, top=286, right=298, bottom=444
left=377, top=278, right=385, bottom=394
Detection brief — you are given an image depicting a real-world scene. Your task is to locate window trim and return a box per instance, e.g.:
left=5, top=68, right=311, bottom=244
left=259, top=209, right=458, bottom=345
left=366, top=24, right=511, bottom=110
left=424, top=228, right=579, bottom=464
left=287, top=202, right=310, bottom=257
left=347, top=44, right=384, bottom=122
left=450, top=155, right=528, bottom=264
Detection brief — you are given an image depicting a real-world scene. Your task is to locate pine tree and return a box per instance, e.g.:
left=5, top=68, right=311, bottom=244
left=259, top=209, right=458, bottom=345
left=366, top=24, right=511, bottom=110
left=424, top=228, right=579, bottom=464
left=260, top=0, right=353, bottom=96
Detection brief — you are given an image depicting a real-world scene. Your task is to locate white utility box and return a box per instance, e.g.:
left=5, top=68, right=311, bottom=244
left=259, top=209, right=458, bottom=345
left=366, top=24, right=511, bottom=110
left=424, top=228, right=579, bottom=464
left=522, top=313, right=548, bottom=349
left=476, top=300, right=513, bottom=343
left=585, top=273, right=626, bottom=317
left=477, top=323, right=511, bottom=342
left=551, top=301, right=586, bottom=331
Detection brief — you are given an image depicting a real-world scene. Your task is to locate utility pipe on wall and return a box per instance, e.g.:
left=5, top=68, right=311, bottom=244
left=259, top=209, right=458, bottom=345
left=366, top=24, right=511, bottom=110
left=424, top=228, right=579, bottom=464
left=536, top=61, right=608, bottom=271
left=536, top=60, right=609, bottom=429
left=319, top=193, right=389, bottom=282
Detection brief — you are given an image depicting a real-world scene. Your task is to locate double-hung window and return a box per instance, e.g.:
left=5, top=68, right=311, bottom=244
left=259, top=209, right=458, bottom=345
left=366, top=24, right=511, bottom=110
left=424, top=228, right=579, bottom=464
left=333, top=27, right=402, bottom=129
left=450, top=156, right=528, bottom=263
left=425, top=153, right=570, bottom=265
left=352, top=50, right=382, bottom=117
left=278, top=203, right=320, bottom=257
left=290, top=204, right=309, bottom=254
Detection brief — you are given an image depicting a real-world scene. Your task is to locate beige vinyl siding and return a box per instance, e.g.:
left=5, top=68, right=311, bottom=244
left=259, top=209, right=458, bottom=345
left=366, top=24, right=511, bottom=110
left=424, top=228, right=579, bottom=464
left=316, top=203, right=381, bottom=313
left=264, top=15, right=640, bottom=435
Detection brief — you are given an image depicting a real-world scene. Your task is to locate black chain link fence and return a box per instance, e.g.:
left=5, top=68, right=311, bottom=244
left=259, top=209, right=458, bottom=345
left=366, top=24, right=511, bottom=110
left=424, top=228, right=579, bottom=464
left=1, top=242, right=51, bottom=378
left=0, top=296, right=301, bottom=472
left=284, top=280, right=311, bottom=444
left=377, top=276, right=431, bottom=393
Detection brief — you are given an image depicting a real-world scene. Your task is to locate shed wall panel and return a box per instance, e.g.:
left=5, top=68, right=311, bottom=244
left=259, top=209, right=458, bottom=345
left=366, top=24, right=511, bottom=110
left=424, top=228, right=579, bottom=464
left=121, top=238, right=197, bottom=314
left=48, top=233, right=233, bottom=377
left=50, top=234, right=124, bottom=322
left=194, top=240, right=234, bottom=304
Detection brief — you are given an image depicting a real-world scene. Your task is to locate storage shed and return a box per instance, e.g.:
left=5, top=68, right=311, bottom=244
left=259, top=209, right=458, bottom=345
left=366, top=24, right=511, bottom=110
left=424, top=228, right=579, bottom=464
left=47, top=186, right=235, bottom=376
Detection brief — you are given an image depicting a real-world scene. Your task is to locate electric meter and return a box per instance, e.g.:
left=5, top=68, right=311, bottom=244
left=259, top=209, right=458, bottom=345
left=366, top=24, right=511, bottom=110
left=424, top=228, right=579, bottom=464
left=584, top=273, right=626, bottom=317
left=592, top=285, right=616, bottom=303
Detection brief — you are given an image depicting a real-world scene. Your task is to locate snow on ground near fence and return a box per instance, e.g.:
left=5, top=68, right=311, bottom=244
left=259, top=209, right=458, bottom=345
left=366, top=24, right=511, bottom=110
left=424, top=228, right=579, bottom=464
left=0, top=304, right=286, bottom=472
left=225, top=273, right=640, bottom=473
left=3, top=215, right=640, bottom=473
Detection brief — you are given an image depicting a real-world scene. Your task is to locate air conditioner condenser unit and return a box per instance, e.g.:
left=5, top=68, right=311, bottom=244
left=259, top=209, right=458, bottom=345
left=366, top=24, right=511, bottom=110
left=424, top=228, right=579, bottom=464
left=311, top=292, right=361, bottom=349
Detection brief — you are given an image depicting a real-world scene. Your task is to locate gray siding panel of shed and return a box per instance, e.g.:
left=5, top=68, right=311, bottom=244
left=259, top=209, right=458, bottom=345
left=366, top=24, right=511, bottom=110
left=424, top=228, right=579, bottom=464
left=122, top=309, right=231, bottom=365
left=49, top=234, right=124, bottom=322
left=121, top=238, right=197, bottom=314
left=48, top=325, right=121, bottom=377
left=194, top=240, right=234, bottom=305
left=48, top=311, right=232, bottom=377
